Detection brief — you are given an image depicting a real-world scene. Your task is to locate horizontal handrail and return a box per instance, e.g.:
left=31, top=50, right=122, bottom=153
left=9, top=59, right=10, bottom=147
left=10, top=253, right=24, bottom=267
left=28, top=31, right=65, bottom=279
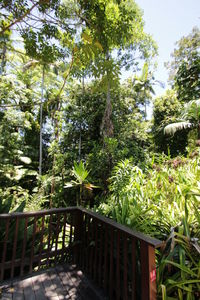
left=0, top=207, right=77, bottom=218
left=0, top=206, right=162, bottom=248
left=80, top=207, right=163, bottom=248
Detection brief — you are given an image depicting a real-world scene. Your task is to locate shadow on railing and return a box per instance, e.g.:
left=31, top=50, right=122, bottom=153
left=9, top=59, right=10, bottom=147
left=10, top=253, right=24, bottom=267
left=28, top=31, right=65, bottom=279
left=0, top=207, right=163, bottom=300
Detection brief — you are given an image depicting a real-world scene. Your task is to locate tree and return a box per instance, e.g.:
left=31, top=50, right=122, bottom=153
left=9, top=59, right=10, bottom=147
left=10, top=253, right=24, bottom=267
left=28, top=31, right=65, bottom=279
left=153, top=90, right=189, bottom=155
left=64, top=161, right=97, bottom=206
left=164, top=99, right=200, bottom=139
left=133, top=62, right=156, bottom=120
left=60, top=80, right=150, bottom=196
left=166, top=27, right=200, bottom=103
left=166, top=27, right=200, bottom=82
left=174, top=52, right=200, bottom=102
left=0, top=0, right=157, bottom=208
left=79, top=0, right=157, bottom=139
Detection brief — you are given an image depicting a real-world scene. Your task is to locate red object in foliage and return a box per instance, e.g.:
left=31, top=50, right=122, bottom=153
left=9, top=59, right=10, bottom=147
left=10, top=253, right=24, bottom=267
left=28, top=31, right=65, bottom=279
left=150, top=269, right=156, bottom=282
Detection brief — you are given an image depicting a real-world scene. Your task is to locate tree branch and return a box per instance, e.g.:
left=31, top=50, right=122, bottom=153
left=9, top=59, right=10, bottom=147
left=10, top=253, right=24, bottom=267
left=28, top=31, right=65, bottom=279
left=0, top=1, right=41, bottom=35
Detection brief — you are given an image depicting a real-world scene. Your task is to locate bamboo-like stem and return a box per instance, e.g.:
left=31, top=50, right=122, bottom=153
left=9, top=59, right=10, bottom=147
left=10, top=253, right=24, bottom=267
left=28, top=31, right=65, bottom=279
left=39, top=66, right=45, bottom=175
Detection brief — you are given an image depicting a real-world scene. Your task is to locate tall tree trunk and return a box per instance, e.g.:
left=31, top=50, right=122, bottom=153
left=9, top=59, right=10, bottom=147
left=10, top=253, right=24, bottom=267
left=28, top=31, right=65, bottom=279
left=78, top=75, right=84, bottom=162
left=144, top=99, right=147, bottom=121
left=0, top=39, right=7, bottom=75
left=100, top=52, right=114, bottom=138
left=39, top=66, right=45, bottom=175
left=50, top=54, right=74, bottom=204
left=50, top=99, right=60, bottom=206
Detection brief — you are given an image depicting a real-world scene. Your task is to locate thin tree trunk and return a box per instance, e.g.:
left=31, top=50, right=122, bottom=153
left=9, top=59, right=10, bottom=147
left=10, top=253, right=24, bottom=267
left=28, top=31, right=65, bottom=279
left=100, top=52, right=114, bottom=138
left=50, top=55, right=74, bottom=202
left=197, top=123, right=200, bottom=139
left=39, top=66, right=45, bottom=175
left=0, top=40, right=7, bottom=75
left=144, top=99, right=147, bottom=121
left=78, top=75, right=85, bottom=162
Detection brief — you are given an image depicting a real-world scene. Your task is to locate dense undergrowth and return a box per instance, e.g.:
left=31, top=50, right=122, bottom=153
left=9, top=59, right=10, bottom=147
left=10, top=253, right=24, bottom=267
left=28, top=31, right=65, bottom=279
left=98, top=151, right=200, bottom=299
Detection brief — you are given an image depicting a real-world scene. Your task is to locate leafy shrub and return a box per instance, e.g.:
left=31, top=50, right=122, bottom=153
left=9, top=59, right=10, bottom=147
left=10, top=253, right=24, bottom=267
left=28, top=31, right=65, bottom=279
left=99, top=153, right=200, bottom=299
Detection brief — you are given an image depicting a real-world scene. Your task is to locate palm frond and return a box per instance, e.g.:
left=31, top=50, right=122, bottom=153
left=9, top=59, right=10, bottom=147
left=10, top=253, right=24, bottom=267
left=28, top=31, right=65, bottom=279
left=164, top=122, right=193, bottom=135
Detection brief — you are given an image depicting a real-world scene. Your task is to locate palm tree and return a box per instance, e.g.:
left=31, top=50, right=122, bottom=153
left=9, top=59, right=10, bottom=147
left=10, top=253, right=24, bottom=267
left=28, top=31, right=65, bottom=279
left=65, top=161, right=98, bottom=206
left=134, top=63, right=164, bottom=120
left=164, top=99, right=200, bottom=139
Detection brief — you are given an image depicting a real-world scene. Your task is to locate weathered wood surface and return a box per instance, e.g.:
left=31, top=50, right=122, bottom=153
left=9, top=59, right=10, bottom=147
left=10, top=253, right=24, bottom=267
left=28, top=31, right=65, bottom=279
left=0, top=264, right=107, bottom=300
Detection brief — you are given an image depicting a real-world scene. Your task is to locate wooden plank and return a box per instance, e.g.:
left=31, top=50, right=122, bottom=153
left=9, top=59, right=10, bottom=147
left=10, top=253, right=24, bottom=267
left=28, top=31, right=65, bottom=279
left=0, top=207, right=77, bottom=219
left=89, top=219, right=95, bottom=277
left=131, top=238, right=136, bottom=300
left=109, top=227, right=114, bottom=300
left=20, top=217, right=28, bottom=277
left=98, top=222, right=103, bottom=286
left=103, top=225, right=108, bottom=292
left=47, top=214, right=53, bottom=267
left=40, top=272, right=59, bottom=298
left=73, top=210, right=83, bottom=266
left=116, top=231, right=121, bottom=300
left=29, top=217, right=37, bottom=274
left=11, top=217, right=19, bottom=279
left=79, top=214, right=86, bottom=269
left=140, top=241, right=149, bottom=300
left=148, top=245, right=157, bottom=300
left=55, top=213, right=61, bottom=262
left=38, top=215, right=45, bottom=270
left=61, top=213, right=67, bottom=262
left=56, top=265, right=81, bottom=299
left=0, top=292, right=13, bottom=299
left=94, top=221, right=98, bottom=282
left=123, top=234, right=128, bottom=300
left=86, top=216, right=91, bottom=273
left=69, top=220, right=73, bottom=246
left=0, top=218, right=10, bottom=281
left=0, top=284, right=13, bottom=299
left=20, top=277, right=36, bottom=300
left=13, top=291, right=24, bottom=300
left=140, top=241, right=157, bottom=300
left=31, top=273, right=47, bottom=300
left=12, top=279, right=25, bottom=300
left=48, top=269, right=66, bottom=298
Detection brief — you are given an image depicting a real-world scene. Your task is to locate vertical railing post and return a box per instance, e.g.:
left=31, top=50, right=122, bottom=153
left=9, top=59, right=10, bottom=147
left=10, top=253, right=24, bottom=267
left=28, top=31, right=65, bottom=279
left=140, top=241, right=157, bottom=300
left=73, top=209, right=83, bottom=265
left=0, top=218, right=10, bottom=281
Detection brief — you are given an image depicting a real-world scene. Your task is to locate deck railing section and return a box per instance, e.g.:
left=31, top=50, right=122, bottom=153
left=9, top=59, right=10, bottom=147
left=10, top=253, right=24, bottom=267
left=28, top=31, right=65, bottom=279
left=75, top=208, right=162, bottom=300
left=0, top=207, right=162, bottom=300
left=0, top=207, right=77, bottom=281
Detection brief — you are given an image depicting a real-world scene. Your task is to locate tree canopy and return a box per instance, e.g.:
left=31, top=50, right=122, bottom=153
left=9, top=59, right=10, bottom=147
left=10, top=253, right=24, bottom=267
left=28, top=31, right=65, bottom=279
left=0, top=3, right=200, bottom=299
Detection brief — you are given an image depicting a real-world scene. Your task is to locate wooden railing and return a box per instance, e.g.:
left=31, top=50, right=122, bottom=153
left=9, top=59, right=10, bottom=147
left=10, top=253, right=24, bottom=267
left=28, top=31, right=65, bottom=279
left=0, top=207, right=162, bottom=299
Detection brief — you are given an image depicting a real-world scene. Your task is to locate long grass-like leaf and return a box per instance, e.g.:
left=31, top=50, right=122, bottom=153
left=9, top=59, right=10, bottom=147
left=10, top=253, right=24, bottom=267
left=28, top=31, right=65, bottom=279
left=164, top=260, right=197, bottom=277
left=161, top=284, right=166, bottom=300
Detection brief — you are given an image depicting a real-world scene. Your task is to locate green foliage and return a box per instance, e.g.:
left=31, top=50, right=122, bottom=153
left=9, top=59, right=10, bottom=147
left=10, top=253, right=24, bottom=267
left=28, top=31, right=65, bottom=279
left=174, top=52, right=200, bottom=103
left=153, top=90, right=189, bottom=155
left=61, top=81, right=150, bottom=195
left=0, top=2, right=199, bottom=296
left=99, top=154, right=200, bottom=298
left=166, top=27, right=200, bottom=85
left=163, top=99, right=200, bottom=151
left=65, top=161, right=98, bottom=206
